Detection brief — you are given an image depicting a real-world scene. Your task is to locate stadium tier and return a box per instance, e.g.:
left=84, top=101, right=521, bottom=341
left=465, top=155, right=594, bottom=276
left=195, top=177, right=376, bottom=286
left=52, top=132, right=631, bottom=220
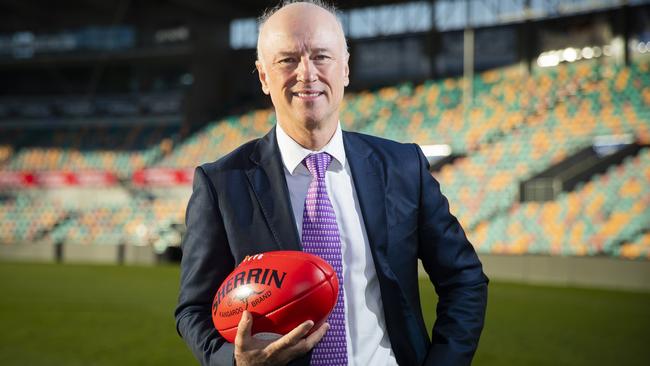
left=155, top=60, right=649, bottom=170
left=0, top=145, right=11, bottom=165
left=0, top=125, right=179, bottom=178
left=45, top=198, right=186, bottom=247
left=435, top=61, right=650, bottom=229
left=1, top=58, right=649, bottom=259
left=620, top=231, right=650, bottom=260
left=0, top=197, right=67, bottom=244
left=157, top=112, right=274, bottom=167
left=468, top=147, right=650, bottom=258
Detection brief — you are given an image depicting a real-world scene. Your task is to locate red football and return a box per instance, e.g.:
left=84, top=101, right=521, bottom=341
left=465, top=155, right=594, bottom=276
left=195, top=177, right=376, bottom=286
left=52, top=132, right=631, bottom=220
left=212, top=250, right=339, bottom=343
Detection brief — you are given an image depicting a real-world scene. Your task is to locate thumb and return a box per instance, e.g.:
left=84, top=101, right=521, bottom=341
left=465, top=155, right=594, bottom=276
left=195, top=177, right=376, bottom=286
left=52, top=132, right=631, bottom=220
left=235, top=311, right=253, bottom=348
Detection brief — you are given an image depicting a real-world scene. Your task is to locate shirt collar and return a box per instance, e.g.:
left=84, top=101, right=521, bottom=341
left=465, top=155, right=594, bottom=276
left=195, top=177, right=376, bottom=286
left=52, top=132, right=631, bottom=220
left=276, top=121, right=346, bottom=175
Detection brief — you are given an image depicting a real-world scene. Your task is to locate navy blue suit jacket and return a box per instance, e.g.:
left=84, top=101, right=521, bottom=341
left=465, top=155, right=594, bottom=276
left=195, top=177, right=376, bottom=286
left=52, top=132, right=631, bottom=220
left=175, top=127, right=488, bottom=366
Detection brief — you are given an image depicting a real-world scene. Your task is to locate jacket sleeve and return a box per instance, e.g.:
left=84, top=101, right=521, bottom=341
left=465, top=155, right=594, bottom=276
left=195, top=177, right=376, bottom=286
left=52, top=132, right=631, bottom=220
left=414, top=145, right=489, bottom=366
left=175, top=166, right=236, bottom=366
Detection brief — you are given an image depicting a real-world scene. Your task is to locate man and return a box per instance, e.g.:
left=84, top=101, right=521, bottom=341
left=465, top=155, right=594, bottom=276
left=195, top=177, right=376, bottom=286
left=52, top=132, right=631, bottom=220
left=175, top=1, right=488, bottom=365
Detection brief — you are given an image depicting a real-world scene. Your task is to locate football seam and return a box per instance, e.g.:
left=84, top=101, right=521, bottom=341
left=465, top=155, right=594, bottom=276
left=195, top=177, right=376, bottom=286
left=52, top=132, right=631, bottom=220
left=241, top=252, right=335, bottom=278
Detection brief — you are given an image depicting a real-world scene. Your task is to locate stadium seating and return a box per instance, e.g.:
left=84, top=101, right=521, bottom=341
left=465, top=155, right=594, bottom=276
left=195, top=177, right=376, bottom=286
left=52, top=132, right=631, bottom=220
left=435, top=60, right=650, bottom=231
left=0, top=145, right=11, bottom=165
left=0, top=197, right=68, bottom=245
left=619, top=232, right=650, bottom=260
left=0, top=125, right=179, bottom=178
left=157, top=111, right=275, bottom=168
left=1, top=57, right=648, bottom=260
left=44, top=198, right=180, bottom=246
left=468, top=147, right=650, bottom=259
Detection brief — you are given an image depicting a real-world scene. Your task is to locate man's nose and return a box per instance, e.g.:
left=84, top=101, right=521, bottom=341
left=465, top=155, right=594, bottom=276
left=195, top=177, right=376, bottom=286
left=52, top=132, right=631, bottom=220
left=296, top=57, right=317, bottom=83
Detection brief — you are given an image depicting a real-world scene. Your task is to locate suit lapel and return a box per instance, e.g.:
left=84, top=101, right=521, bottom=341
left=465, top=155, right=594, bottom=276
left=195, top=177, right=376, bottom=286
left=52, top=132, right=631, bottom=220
left=245, top=127, right=302, bottom=251
left=343, top=132, right=390, bottom=265
left=344, top=132, right=419, bottom=365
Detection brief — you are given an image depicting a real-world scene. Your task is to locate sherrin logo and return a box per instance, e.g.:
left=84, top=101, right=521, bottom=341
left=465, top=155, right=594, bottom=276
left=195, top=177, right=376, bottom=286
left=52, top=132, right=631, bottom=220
left=212, top=266, right=287, bottom=316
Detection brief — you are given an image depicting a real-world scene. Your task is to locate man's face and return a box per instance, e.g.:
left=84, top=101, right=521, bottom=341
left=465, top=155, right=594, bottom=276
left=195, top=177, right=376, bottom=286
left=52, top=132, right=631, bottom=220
left=256, top=5, right=349, bottom=131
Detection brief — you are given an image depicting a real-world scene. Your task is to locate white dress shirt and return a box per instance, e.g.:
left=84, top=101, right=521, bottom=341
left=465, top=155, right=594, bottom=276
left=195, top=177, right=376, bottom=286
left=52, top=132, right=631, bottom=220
left=276, top=122, right=398, bottom=366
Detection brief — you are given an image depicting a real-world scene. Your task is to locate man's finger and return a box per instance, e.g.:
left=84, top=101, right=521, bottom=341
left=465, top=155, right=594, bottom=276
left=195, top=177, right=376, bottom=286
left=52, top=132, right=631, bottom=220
left=234, top=311, right=252, bottom=349
left=277, top=321, right=329, bottom=359
left=302, top=322, right=329, bottom=350
left=267, top=319, right=315, bottom=353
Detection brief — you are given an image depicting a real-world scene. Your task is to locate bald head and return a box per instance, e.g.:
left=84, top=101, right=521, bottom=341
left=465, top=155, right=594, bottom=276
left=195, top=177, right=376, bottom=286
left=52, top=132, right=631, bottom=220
left=253, top=0, right=350, bottom=144
left=257, top=1, right=347, bottom=64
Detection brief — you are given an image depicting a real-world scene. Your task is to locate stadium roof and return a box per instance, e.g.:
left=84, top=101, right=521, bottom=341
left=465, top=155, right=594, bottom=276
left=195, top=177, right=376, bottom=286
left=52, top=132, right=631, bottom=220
left=0, top=0, right=408, bottom=32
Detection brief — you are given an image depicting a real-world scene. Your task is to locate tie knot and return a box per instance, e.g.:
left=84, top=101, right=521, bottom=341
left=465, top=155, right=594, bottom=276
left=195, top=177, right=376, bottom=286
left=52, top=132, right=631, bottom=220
left=303, top=152, right=332, bottom=179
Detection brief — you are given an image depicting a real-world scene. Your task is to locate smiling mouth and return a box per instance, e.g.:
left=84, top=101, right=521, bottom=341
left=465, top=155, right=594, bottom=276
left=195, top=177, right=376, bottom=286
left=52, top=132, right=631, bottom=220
left=292, top=91, right=324, bottom=100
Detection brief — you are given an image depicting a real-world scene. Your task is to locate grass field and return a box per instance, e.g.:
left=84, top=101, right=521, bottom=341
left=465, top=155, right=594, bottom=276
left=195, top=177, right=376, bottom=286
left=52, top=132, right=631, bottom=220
left=0, top=262, right=648, bottom=366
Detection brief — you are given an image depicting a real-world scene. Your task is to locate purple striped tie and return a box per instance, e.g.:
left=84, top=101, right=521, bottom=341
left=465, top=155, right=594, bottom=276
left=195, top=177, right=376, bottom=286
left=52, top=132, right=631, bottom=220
left=301, top=152, right=348, bottom=366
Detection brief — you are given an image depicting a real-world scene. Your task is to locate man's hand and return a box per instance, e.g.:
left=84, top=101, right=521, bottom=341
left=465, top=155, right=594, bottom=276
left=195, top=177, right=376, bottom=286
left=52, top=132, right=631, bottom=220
left=234, top=310, right=329, bottom=366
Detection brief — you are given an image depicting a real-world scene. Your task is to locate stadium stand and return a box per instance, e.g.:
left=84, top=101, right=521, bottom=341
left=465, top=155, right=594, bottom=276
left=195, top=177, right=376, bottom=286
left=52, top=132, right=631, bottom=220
left=45, top=197, right=185, bottom=247
left=0, top=196, right=68, bottom=245
left=620, top=232, right=650, bottom=260
left=1, top=57, right=648, bottom=261
left=156, top=111, right=274, bottom=167
left=469, top=147, right=650, bottom=258
left=0, top=145, right=11, bottom=165
left=435, top=60, right=650, bottom=229
left=0, top=125, right=179, bottom=178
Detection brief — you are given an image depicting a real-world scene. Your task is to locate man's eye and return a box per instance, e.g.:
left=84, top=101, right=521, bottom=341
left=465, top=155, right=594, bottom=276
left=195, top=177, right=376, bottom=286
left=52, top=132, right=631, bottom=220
left=278, top=58, right=297, bottom=64
left=314, top=55, right=330, bottom=60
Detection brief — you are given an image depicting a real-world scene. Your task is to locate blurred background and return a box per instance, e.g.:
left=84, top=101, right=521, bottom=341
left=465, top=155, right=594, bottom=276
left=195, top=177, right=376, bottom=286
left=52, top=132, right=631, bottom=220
left=0, top=1, right=648, bottom=365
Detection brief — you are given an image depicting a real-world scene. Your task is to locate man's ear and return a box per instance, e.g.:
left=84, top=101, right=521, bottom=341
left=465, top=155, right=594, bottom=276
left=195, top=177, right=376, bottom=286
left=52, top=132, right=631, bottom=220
left=255, top=60, right=270, bottom=95
left=343, top=52, right=350, bottom=87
